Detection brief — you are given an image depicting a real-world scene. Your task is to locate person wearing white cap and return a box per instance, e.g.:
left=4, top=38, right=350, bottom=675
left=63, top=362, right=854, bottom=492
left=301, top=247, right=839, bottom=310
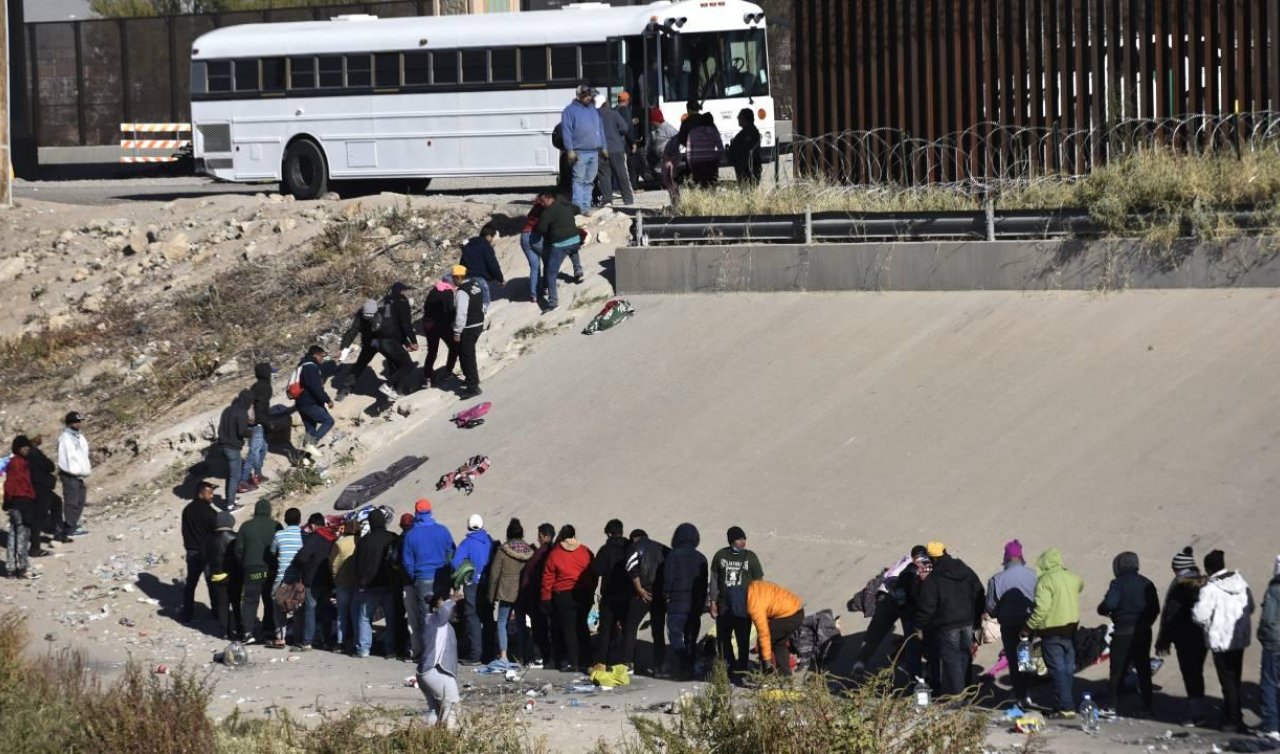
left=1257, top=555, right=1280, bottom=740
left=451, top=513, right=493, bottom=664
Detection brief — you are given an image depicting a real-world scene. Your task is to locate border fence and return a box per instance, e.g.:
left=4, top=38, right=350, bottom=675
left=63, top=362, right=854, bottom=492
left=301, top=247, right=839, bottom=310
left=793, top=0, right=1280, bottom=183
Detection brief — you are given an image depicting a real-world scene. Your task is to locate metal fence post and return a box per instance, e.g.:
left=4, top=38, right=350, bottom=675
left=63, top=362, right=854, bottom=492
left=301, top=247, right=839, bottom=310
left=634, top=211, right=645, bottom=246
left=984, top=197, right=996, bottom=242
left=803, top=205, right=812, bottom=244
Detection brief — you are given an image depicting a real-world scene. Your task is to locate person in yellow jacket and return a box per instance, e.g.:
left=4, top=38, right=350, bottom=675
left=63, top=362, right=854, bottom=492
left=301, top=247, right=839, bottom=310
left=330, top=520, right=360, bottom=653
left=747, top=580, right=805, bottom=676
left=1025, top=548, right=1084, bottom=717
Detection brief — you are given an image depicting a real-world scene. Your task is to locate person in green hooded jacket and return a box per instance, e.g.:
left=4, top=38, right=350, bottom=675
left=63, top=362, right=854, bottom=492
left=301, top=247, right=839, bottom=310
left=236, top=500, right=281, bottom=644
left=1025, top=548, right=1083, bottom=716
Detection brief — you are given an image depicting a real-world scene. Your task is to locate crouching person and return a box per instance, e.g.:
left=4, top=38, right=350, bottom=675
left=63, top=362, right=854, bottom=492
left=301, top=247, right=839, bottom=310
left=416, top=590, right=464, bottom=729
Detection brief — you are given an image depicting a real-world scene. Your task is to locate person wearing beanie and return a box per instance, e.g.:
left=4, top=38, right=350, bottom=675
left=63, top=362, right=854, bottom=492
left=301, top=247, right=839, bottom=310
left=486, top=517, right=534, bottom=668
left=1156, top=546, right=1208, bottom=726
left=4, top=436, right=39, bottom=577
left=542, top=524, right=597, bottom=672
left=1025, top=549, right=1084, bottom=716
left=459, top=223, right=505, bottom=312
left=709, top=525, right=764, bottom=674
left=915, top=544, right=985, bottom=696
left=451, top=264, right=486, bottom=399
left=985, top=539, right=1037, bottom=705
left=401, top=498, right=455, bottom=660
left=1192, top=549, right=1254, bottom=732
left=1257, top=555, right=1280, bottom=739
left=593, top=518, right=633, bottom=666
left=179, top=481, right=220, bottom=622
left=206, top=509, right=242, bottom=639
left=1098, top=552, right=1160, bottom=715
left=422, top=278, right=458, bottom=388
left=376, top=281, right=420, bottom=401
left=451, top=513, right=493, bottom=664
left=56, top=411, right=92, bottom=537
left=623, top=528, right=669, bottom=675
left=353, top=509, right=399, bottom=658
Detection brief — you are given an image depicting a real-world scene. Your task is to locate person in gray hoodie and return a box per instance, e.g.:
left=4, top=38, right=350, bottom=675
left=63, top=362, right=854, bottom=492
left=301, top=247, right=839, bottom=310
left=1097, top=551, right=1160, bottom=715
left=596, top=99, right=635, bottom=206
left=451, top=264, right=486, bottom=399
left=1257, top=555, right=1280, bottom=739
left=416, top=591, right=464, bottom=728
left=986, top=539, right=1037, bottom=705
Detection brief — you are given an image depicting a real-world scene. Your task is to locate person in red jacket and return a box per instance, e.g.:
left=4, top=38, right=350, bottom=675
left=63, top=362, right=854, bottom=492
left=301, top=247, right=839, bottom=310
left=4, top=436, right=42, bottom=578
left=541, top=524, right=596, bottom=672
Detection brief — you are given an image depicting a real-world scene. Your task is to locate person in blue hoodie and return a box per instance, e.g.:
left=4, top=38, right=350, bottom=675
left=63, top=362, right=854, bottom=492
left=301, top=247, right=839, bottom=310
left=662, top=523, right=708, bottom=680
left=560, top=84, right=606, bottom=214
left=452, top=513, right=493, bottom=664
left=400, top=498, right=455, bottom=659
left=458, top=223, right=504, bottom=312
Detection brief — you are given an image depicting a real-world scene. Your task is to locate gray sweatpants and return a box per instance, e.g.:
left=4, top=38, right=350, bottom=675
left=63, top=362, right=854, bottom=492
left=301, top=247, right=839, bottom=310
left=7, top=510, right=29, bottom=574
left=415, top=667, right=459, bottom=728
left=61, top=473, right=86, bottom=530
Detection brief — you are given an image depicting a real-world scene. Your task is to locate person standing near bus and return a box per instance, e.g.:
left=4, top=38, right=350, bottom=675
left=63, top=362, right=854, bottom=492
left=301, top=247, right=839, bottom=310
left=560, top=85, right=607, bottom=215
left=597, top=96, right=635, bottom=207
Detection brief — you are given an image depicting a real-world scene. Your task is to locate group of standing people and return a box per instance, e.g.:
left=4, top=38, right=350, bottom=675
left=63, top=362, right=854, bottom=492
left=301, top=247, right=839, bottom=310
left=4, top=412, right=94, bottom=577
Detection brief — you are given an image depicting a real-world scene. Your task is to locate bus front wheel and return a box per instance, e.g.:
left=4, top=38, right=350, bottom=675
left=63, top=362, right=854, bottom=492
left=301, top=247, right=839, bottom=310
left=282, top=139, right=329, bottom=200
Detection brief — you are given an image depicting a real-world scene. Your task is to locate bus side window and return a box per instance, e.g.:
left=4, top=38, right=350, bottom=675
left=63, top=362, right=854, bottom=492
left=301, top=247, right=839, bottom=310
left=347, top=54, right=372, bottom=88
left=580, top=43, right=609, bottom=86
left=375, top=53, right=400, bottom=88
left=404, top=51, right=430, bottom=87
left=519, top=46, right=547, bottom=84
left=491, top=48, right=517, bottom=83
left=289, top=57, right=316, bottom=90
left=550, top=46, right=578, bottom=81
left=262, top=57, right=286, bottom=92
left=234, top=59, right=259, bottom=92
left=207, top=60, right=232, bottom=93
left=433, top=51, right=459, bottom=86
left=460, top=49, right=486, bottom=84
left=318, top=56, right=343, bottom=88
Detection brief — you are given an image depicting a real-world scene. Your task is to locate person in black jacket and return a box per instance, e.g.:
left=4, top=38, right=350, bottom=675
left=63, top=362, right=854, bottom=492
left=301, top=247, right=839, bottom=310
left=915, top=542, right=985, bottom=696
left=593, top=519, right=631, bottom=665
left=662, top=523, right=707, bottom=680
left=295, top=513, right=338, bottom=650
left=534, top=193, right=583, bottom=313
left=623, top=529, right=667, bottom=675
left=238, top=362, right=275, bottom=492
left=353, top=509, right=398, bottom=658
left=26, top=435, right=60, bottom=546
left=1155, top=546, right=1208, bottom=726
left=294, top=345, right=334, bottom=456
left=180, top=481, right=219, bottom=623
left=216, top=390, right=253, bottom=512
left=421, top=279, right=458, bottom=388
left=1098, top=551, right=1160, bottom=715
left=728, top=108, right=762, bottom=186
left=459, top=224, right=504, bottom=312
left=206, top=510, right=241, bottom=639
left=376, top=282, right=419, bottom=401
left=336, top=299, right=380, bottom=400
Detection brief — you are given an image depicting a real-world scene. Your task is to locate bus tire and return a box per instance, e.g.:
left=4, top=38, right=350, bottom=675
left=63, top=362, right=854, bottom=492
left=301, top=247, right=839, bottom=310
left=282, top=139, right=329, bottom=200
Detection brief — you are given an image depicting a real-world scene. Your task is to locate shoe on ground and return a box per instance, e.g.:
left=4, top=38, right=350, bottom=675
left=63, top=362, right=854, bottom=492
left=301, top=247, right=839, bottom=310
left=528, top=659, right=544, bottom=669
left=303, top=443, right=321, bottom=457
left=378, top=384, right=400, bottom=402
left=29, top=550, right=51, bottom=558
left=69, top=526, right=89, bottom=537
left=236, top=482, right=255, bottom=494
left=57, top=534, right=72, bottom=543
left=295, top=644, right=312, bottom=652
left=253, top=473, right=270, bottom=484
left=572, top=274, right=585, bottom=284
left=541, top=304, right=559, bottom=314
left=242, top=636, right=258, bottom=646
left=458, top=387, right=483, bottom=399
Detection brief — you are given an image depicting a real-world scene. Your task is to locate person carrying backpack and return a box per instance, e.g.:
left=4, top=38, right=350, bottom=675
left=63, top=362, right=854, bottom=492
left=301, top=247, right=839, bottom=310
left=336, top=299, right=381, bottom=400
left=292, top=345, right=334, bottom=457
left=376, top=281, right=419, bottom=402
left=451, top=513, right=492, bottom=665
left=422, top=278, right=458, bottom=389
left=709, top=526, right=763, bottom=674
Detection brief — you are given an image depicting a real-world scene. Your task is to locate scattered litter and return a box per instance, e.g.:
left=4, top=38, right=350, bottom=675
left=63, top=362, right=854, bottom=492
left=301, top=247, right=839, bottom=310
left=118, top=617, right=135, bottom=628
left=137, top=597, right=160, bottom=606
left=581, top=299, right=635, bottom=335
left=436, top=455, right=490, bottom=495
left=523, top=700, right=536, bottom=713
left=450, top=401, right=491, bottom=429
left=404, top=676, right=418, bottom=688
left=153, top=664, right=168, bottom=674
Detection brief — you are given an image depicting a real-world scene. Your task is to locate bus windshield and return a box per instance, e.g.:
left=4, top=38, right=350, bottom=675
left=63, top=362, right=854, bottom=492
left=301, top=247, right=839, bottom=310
left=662, top=28, right=768, bottom=103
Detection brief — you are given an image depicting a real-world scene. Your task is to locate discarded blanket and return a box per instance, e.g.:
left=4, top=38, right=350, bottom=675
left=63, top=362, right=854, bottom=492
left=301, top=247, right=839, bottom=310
left=451, top=402, right=491, bottom=429
left=588, top=663, right=632, bottom=687
left=342, top=504, right=397, bottom=537
left=334, top=455, right=428, bottom=510
left=792, top=609, right=842, bottom=670
left=436, top=455, right=490, bottom=495
left=581, top=299, right=635, bottom=335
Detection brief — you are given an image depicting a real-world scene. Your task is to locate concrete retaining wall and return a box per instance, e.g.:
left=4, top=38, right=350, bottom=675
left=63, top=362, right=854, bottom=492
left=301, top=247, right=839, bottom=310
left=615, top=238, right=1280, bottom=293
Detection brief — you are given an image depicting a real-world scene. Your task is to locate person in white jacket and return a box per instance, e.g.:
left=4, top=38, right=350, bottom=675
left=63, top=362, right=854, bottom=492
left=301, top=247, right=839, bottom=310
left=56, top=411, right=92, bottom=537
left=1191, top=549, right=1254, bottom=733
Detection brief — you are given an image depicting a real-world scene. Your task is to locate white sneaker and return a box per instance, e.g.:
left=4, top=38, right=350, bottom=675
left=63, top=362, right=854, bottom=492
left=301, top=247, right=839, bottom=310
left=303, top=443, right=320, bottom=457
left=378, top=384, right=399, bottom=402
left=1259, top=731, right=1280, bottom=741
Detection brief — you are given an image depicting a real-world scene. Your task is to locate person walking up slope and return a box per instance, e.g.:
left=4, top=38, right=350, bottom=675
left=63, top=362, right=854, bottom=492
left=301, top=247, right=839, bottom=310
left=459, top=224, right=504, bottom=312
left=216, top=390, right=253, bottom=512
left=376, top=282, right=419, bottom=401
left=1097, top=551, right=1160, bottom=715
left=451, top=514, right=493, bottom=665
left=1025, top=548, right=1084, bottom=717
left=293, top=345, right=335, bottom=457
left=1156, top=546, right=1209, bottom=727
left=1192, top=549, right=1254, bottom=733
left=1258, top=555, right=1280, bottom=741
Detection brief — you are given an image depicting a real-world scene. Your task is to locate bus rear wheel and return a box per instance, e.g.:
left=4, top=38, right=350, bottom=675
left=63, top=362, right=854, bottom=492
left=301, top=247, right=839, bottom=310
left=282, top=139, right=329, bottom=200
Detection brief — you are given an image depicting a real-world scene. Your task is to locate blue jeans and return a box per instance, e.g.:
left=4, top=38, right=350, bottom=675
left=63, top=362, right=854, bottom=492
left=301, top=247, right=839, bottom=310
left=410, top=579, right=435, bottom=658
left=1040, top=634, right=1076, bottom=712
left=355, top=586, right=395, bottom=656
left=303, top=584, right=332, bottom=647
left=474, top=277, right=491, bottom=311
left=934, top=626, right=972, bottom=696
left=1262, top=651, right=1280, bottom=733
left=335, top=586, right=356, bottom=650
left=497, top=600, right=528, bottom=660
left=544, top=241, right=583, bottom=308
left=521, top=231, right=544, bottom=301
left=571, top=150, right=600, bottom=212
left=460, top=581, right=482, bottom=663
left=239, top=425, right=266, bottom=482
left=296, top=402, right=334, bottom=443
left=221, top=446, right=242, bottom=510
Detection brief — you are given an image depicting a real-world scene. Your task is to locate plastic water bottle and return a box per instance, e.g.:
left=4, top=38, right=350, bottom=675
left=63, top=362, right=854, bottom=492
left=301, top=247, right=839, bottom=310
left=914, top=676, right=931, bottom=708
left=1016, top=637, right=1035, bottom=673
left=1079, top=692, right=1099, bottom=733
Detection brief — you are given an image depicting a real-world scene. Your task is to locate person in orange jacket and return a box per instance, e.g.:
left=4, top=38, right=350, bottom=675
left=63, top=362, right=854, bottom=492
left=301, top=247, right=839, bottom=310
left=747, top=580, right=805, bottom=676
left=541, top=524, right=596, bottom=672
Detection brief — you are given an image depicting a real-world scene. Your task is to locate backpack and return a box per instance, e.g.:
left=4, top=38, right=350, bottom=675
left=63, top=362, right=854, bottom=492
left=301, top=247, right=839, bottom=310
left=848, top=571, right=885, bottom=618
left=793, top=609, right=842, bottom=670
left=377, top=298, right=397, bottom=338
left=285, top=364, right=305, bottom=400
left=361, top=298, right=383, bottom=333
left=552, top=123, right=565, bottom=151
